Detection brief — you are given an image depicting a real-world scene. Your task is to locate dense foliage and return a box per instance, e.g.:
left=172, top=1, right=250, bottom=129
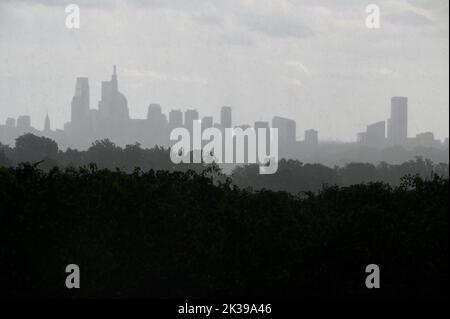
left=232, top=158, right=449, bottom=192
left=0, top=164, right=448, bottom=298
left=1, top=134, right=449, bottom=193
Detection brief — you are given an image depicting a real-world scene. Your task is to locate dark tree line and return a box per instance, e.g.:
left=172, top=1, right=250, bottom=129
left=0, top=164, right=447, bottom=298
left=232, top=158, right=449, bottom=193
left=1, top=134, right=448, bottom=193
left=0, top=134, right=209, bottom=174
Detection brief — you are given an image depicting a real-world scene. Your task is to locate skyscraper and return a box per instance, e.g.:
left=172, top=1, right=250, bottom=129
left=147, top=104, right=167, bottom=125
left=201, top=116, right=213, bottom=132
left=98, top=66, right=129, bottom=122
left=221, top=106, right=232, bottom=128
left=366, top=121, right=386, bottom=147
left=169, top=110, right=183, bottom=128
left=44, top=113, right=51, bottom=132
left=5, top=118, right=15, bottom=128
left=146, top=103, right=168, bottom=146
left=388, top=97, right=408, bottom=145
left=272, top=116, right=296, bottom=144
left=17, top=115, right=31, bottom=130
left=304, top=129, right=319, bottom=145
left=71, top=77, right=90, bottom=124
left=415, top=132, right=438, bottom=148
left=184, top=109, right=199, bottom=133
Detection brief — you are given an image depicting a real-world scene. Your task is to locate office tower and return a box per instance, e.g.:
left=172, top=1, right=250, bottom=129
left=169, top=110, right=183, bottom=127
left=98, top=66, right=129, bottom=122
left=415, top=132, right=437, bottom=147
left=147, top=104, right=168, bottom=126
left=221, top=106, right=232, bottom=128
left=272, top=116, right=296, bottom=144
left=146, top=103, right=168, bottom=146
left=304, top=129, right=319, bottom=145
left=254, top=121, right=269, bottom=131
left=147, top=104, right=162, bottom=120
left=388, top=97, right=408, bottom=145
left=366, top=121, right=386, bottom=147
left=5, top=118, right=15, bottom=128
left=357, top=132, right=367, bottom=144
left=17, top=115, right=31, bottom=130
left=44, top=113, right=51, bottom=132
left=71, top=77, right=90, bottom=124
left=201, top=116, right=213, bottom=131
left=147, top=104, right=167, bottom=124
left=184, top=109, right=199, bottom=132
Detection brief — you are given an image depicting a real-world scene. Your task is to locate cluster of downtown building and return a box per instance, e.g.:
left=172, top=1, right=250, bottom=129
left=1, top=67, right=448, bottom=166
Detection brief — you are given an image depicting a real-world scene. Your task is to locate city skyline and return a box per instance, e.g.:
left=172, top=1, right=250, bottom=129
left=1, top=65, right=448, bottom=143
left=0, top=0, right=448, bottom=141
left=0, top=66, right=448, bottom=162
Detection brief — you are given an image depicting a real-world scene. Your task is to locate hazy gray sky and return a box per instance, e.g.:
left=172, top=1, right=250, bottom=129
left=0, top=0, right=448, bottom=141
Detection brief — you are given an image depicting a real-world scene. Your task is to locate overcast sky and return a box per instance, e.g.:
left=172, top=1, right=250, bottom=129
left=0, top=0, right=448, bottom=141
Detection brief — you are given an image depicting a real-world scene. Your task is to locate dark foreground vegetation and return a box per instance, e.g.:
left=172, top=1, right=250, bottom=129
left=0, top=164, right=448, bottom=299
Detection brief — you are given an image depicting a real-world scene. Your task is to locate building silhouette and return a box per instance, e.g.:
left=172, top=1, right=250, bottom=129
left=44, top=113, right=51, bottom=132
left=169, top=110, right=183, bottom=128
left=201, top=116, right=213, bottom=131
left=305, top=129, right=319, bottom=146
left=221, top=106, right=232, bottom=129
left=17, top=115, right=31, bottom=131
left=1, top=66, right=448, bottom=167
left=272, top=116, right=296, bottom=144
left=388, top=97, right=408, bottom=146
left=366, top=121, right=386, bottom=148
left=99, top=66, right=129, bottom=122
left=71, top=77, right=90, bottom=125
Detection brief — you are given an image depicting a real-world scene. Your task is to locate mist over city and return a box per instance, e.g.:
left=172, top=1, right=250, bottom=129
left=0, top=0, right=448, bottom=305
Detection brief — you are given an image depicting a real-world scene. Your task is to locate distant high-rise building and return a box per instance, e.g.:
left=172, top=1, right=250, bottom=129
left=71, top=77, right=90, bottom=124
left=272, top=116, right=296, bottom=144
left=17, top=115, right=31, bottom=130
left=44, top=113, right=51, bottom=132
left=254, top=121, right=269, bottom=131
left=169, top=110, right=183, bottom=128
left=221, top=106, right=232, bottom=128
left=305, top=129, right=319, bottom=145
left=147, top=104, right=168, bottom=126
left=184, top=109, right=199, bottom=132
left=147, top=104, right=162, bottom=120
left=98, top=66, right=129, bottom=122
left=388, top=97, right=408, bottom=145
left=357, top=132, right=367, bottom=144
left=201, top=116, right=213, bottom=132
left=366, top=121, right=386, bottom=147
left=5, top=118, right=15, bottom=128
left=415, top=132, right=438, bottom=147
left=145, top=103, right=168, bottom=146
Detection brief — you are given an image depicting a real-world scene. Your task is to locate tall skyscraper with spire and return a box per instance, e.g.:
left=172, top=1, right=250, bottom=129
left=98, top=66, right=129, bottom=122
